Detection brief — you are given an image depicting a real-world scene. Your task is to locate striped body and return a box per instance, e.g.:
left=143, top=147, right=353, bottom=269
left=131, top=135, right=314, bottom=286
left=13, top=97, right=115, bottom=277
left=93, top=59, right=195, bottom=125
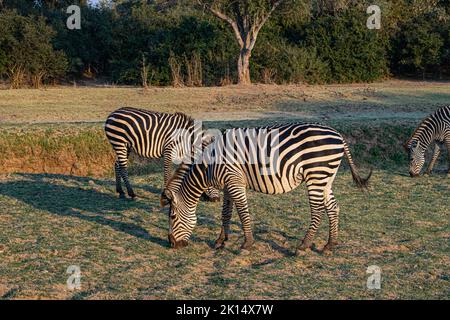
left=405, top=106, right=450, bottom=177
left=162, top=123, right=370, bottom=252
left=105, top=107, right=219, bottom=200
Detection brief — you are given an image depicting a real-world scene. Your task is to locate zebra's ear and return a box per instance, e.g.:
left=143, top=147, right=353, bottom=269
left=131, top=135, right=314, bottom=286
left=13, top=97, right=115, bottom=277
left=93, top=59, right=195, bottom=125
left=403, top=141, right=409, bottom=151
left=160, top=189, right=172, bottom=208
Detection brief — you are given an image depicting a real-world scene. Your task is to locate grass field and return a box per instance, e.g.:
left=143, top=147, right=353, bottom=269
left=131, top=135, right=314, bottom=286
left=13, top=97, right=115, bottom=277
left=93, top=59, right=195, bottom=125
left=0, top=81, right=449, bottom=300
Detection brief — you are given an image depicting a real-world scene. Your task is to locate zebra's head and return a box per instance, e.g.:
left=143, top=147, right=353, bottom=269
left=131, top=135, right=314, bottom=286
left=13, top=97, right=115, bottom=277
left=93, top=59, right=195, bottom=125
left=406, top=139, right=425, bottom=177
left=162, top=188, right=197, bottom=249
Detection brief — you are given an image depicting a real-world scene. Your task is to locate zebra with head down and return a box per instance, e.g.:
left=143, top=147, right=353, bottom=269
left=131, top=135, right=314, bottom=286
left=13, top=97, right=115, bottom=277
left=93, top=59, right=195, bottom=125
left=160, top=122, right=371, bottom=254
left=405, top=106, right=450, bottom=177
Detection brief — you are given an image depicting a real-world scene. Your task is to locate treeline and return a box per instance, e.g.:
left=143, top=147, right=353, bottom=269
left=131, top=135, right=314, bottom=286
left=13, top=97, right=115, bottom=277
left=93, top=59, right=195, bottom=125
left=0, top=0, right=449, bottom=88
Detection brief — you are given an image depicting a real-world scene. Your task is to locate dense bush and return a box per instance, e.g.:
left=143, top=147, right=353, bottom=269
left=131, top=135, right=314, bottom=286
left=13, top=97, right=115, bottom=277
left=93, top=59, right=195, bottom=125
left=302, top=9, right=390, bottom=83
left=0, top=1, right=449, bottom=87
left=390, top=11, right=450, bottom=79
left=108, top=5, right=237, bottom=86
left=0, top=10, right=68, bottom=88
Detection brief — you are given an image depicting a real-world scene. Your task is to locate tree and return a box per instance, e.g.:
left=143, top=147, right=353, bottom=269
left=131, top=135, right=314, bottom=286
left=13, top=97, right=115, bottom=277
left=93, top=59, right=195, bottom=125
left=197, top=0, right=287, bottom=84
left=0, top=10, right=68, bottom=88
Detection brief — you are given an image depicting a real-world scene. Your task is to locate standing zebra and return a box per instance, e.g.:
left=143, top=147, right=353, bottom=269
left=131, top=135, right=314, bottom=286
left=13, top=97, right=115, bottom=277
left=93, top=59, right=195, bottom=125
left=405, top=106, right=450, bottom=177
left=161, top=123, right=371, bottom=253
left=105, top=107, right=219, bottom=200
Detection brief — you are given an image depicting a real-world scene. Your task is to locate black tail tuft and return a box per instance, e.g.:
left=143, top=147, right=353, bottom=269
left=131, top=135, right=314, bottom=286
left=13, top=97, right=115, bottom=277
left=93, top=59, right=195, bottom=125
left=343, top=140, right=372, bottom=191
left=350, top=168, right=372, bottom=190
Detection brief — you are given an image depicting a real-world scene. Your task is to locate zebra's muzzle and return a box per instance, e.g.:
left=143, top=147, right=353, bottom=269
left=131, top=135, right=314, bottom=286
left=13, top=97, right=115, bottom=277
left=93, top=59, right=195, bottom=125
left=168, top=234, right=188, bottom=249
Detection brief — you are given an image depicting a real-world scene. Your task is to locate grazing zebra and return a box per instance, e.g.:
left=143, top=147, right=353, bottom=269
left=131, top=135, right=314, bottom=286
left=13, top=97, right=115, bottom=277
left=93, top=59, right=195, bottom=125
left=405, top=106, right=450, bottom=177
left=105, top=107, right=220, bottom=200
left=160, top=123, right=371, bottom=253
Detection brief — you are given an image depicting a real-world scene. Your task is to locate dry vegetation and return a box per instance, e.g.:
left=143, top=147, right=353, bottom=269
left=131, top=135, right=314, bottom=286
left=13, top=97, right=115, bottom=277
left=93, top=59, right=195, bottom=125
left=0, top=80, right=449, bottom=123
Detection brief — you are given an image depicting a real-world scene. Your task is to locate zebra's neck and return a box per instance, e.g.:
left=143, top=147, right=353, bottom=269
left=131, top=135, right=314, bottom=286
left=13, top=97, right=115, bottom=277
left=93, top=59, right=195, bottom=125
left=411, top=118, right=437, bottom=149
left=179, top=164, right=209, bottom=207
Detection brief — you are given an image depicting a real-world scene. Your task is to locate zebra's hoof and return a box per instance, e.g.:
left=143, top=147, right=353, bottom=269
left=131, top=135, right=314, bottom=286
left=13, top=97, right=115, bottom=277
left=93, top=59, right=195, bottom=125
left=118, top=193, right=126, bottom=199
left=240, top=239, right=254, bottom=250
left=214, top=240, right=225, bottom=250
left=295, top=248, right=311, bottom=256
left=322, top=242, right=338, bottom=255
left=129, top=195, right=137, bottom=200
left=296, top=241, right=312, bottom=253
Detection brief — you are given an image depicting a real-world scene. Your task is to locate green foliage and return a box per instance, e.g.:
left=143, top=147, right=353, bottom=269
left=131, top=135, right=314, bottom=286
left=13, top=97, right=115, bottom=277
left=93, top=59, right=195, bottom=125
left=0, top=10, right=68, bottom=87
left=0, top=1, right=449, bottom=86
left=390, top=11, right=449, bottom=78
left=252, top=37, right=328, bottom=84
left=108, top=3, right=237, bottom=85
left=302, top=9, right=390, bottom=83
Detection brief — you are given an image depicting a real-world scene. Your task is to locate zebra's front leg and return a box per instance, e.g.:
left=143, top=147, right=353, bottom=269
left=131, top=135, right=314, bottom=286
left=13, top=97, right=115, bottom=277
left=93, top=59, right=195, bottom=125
left=214, top=189, right=233, bottom=249
left=226, top=182, right=254, bottom=250
left=425, top=143, right=440, bottom=175
left=162, top=150, right=173, bottom=189
left=322, top=189, right=340, bottom=254
left=296, top=192, right=325, bottom=254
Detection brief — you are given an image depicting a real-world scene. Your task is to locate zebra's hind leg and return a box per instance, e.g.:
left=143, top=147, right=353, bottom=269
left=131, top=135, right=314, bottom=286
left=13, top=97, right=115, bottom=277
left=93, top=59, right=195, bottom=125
left=119, top=164, right=136, bottom=199
left=296, top=189, right=325, bottom=254
left=115, top=161, right=125, bottom=199
left=322, top=189, right=340, bottom=254
left=214, top=189, right=233, bottom=249
left=114, top=146, right=136, bottom=199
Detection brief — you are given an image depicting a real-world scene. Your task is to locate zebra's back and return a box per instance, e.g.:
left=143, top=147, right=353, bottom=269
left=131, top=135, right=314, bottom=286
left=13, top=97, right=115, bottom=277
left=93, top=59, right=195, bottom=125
left=105, top=107, right=193, bottom=159
left=206, top=123, right=345, bottom=194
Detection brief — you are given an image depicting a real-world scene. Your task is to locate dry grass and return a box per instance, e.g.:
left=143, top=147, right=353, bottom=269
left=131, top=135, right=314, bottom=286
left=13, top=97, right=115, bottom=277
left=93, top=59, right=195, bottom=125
left=0, top=80, right=449, bottom=123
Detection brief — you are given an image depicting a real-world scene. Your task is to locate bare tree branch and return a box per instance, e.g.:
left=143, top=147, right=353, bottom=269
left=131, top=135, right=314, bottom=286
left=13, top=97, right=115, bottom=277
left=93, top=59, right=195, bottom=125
left=198, top=0, right=245, bottom=48
left=249, top=0, right=285, bottom=51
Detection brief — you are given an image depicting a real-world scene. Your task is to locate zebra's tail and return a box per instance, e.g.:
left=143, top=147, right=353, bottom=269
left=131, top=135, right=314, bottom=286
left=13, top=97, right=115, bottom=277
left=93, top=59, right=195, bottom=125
left=343, top=140, right=372, bottom=190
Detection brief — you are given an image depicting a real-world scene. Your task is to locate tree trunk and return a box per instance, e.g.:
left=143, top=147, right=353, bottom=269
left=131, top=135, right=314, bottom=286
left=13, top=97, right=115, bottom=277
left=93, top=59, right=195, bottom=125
left=237, top=49, right=251, bottom=85
left=202, top=0, right=284, bottom=86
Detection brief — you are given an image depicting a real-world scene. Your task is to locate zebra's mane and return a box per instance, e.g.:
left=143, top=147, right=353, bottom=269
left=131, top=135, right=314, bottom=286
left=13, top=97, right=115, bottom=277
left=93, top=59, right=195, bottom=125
left=165, top=162, right=192, bottom=194
left=174, top=112, right=195, bottom=127
left=405, top=109, right=440, bottom=147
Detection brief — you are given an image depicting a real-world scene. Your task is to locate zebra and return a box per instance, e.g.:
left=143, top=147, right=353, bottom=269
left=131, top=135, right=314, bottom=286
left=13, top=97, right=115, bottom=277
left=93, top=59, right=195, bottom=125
left=404, top=106, right=450, bottom=177
left=105, top=107, right=220, bottom=200
left=160, top=122, right=371, bottom=253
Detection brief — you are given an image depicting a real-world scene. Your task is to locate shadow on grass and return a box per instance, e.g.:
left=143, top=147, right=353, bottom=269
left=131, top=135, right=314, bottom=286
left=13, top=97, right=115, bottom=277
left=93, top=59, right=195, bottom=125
left=0, top=173, right=167, bottom=247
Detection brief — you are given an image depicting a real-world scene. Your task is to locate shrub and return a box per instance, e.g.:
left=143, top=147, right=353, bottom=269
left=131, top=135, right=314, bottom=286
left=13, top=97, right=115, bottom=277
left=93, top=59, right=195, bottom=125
left=303, top=8, right=390, bottom=83
left=390, top=12, right=449, bottom=78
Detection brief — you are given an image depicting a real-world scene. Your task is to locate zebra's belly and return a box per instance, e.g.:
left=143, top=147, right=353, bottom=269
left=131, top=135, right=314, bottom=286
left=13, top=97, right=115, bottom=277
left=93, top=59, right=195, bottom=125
left=131, top=145, right=163, bottom=159
left=247, top=174, right=304, bottom=195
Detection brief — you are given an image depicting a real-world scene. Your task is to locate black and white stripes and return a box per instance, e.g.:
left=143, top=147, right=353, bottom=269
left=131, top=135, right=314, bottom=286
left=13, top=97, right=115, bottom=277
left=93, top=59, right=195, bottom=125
left=405, top=105, right=450, bottom=177
left=105, top=107, right=219, bottom=200
left=162, top=122, right=371, bottom=253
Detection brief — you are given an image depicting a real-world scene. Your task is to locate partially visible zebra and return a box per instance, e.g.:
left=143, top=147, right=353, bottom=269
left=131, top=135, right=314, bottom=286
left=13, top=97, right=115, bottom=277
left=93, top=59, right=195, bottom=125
left=405, top=106, right=450, bottom=177
left=105, top=107, right=220, bottom=200
left=160, top=123, right=371, bottom=253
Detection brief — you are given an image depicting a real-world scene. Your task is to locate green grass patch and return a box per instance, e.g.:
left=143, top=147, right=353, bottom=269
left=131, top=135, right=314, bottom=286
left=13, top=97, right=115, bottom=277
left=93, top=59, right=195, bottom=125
left=0, top=170, right=448, bottom=299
